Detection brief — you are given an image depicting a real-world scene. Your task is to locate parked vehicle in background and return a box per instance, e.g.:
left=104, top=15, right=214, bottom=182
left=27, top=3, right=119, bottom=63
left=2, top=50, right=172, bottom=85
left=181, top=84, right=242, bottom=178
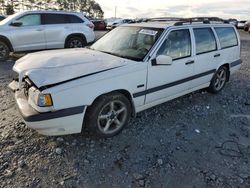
left=9, top=19, right=241, bottom=137
left=92, top=19, right=107, bottom=30
left=228, top=18, right=238, bottom=27
left=0, top=15, right=6, bottom=21
left=244, top=20, right=250, bottom=31
left=106, top=19, right=134, bottom=30
left=237, top=21, right=246, bottom=29
left=0, top=10, right=95, bottom=61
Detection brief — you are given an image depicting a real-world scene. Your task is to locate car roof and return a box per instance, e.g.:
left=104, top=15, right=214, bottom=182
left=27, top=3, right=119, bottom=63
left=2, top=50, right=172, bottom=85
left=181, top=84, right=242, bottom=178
left=122, top=21, right=234, bottom=29
left=20, top=10, right=85, bottom=16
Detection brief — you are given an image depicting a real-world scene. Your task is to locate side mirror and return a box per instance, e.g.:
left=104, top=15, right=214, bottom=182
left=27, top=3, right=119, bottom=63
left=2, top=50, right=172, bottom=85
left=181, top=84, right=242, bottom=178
left=152, top=55, right=173, bottom=66
left=10, top=21, right=22, bottom=27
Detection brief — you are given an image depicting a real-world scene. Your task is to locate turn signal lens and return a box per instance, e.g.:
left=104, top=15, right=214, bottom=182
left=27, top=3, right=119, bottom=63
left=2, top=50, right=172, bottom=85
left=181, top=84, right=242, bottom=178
left=37, top=94, right=53, bottom=107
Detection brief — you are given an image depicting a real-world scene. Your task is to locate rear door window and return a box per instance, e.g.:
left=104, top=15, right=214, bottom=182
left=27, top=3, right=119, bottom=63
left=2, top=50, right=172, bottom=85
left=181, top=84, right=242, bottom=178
left=43, top=14, right=67, bottom=25
left=214, top=27, right=238, bottom=49
left=193, top=28, right=217, bottom=55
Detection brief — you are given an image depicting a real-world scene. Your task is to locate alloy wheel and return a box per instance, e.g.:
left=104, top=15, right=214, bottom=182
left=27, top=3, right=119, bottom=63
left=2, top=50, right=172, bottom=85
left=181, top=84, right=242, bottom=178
left=69, top=39, right=83, bottom=48
left=97, top=100, right=128, bottom=135
left=214, top=68, right=227, bottom=91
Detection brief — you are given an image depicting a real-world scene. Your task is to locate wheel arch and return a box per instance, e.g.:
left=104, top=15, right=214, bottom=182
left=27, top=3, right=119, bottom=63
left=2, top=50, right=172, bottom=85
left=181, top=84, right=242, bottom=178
left=64, top=33, right=87, bottom=47
left=217, top=63, right=230, bottom=82
left=0, top=35, right=14, bottom=52
left=87, top=89, right=136, bottom=117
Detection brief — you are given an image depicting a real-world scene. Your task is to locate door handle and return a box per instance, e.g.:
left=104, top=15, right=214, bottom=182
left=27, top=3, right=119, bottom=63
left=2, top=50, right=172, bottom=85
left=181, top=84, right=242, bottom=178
left=36, top=28, right=44, bottom=31
left=185, top=60, right=195, bottom=65
left=214, top=53, right=221, bottom=57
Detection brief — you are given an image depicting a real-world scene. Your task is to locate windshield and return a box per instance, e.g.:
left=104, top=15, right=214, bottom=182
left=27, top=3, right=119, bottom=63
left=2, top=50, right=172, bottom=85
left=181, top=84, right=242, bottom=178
left=91, top=26, right=163, bottom=61
left=0, top=12, right=21, bottom=25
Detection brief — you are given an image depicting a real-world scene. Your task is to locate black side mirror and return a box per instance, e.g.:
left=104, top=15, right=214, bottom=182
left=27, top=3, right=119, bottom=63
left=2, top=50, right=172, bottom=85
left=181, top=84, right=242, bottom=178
left=10, top=21, right=22, bottom=27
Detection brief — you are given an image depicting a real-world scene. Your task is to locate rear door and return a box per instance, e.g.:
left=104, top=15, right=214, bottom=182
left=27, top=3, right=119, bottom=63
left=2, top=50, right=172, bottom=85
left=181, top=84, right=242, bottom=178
left=42, top=13, right=73, bottom=49
left=191, top=27, right=219, bottom=87
left=10, top=14, right=46, bottom=51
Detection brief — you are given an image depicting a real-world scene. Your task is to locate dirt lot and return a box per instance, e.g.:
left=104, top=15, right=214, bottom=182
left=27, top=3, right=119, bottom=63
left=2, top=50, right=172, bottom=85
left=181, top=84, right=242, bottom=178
left=0, top=30, right=250, bottom=188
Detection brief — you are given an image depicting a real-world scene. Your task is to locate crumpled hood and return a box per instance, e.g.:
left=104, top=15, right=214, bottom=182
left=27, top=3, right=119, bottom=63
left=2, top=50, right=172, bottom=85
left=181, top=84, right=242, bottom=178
left=13, top=48, right=130, bottom=89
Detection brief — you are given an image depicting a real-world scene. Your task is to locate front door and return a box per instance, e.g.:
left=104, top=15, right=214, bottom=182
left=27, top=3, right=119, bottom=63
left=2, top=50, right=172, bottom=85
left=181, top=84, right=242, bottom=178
left=146, top=29, right=195, bottom=104
left=10, top=14, right=46, bottom=51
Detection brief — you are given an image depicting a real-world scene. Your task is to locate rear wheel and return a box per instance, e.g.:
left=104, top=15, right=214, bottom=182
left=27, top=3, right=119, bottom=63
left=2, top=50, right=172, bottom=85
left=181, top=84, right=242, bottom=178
left=85, top=93, right=131, bottom=138
left=207, top=66, right=228, bottom=94
left=65, top=36, right=86, bottom=48
left=0, top=41, right=10, bottom=61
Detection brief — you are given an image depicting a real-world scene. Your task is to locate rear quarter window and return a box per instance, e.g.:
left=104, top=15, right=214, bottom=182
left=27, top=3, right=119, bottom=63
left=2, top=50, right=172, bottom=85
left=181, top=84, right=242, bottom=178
left=214, top=27, right=238, bottom=49
left=67, top=15, right=84, bottom=23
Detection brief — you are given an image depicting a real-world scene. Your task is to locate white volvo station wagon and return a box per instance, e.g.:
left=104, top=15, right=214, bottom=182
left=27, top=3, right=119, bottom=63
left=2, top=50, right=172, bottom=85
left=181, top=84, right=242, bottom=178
left=9, top=20, right=242, bottom=137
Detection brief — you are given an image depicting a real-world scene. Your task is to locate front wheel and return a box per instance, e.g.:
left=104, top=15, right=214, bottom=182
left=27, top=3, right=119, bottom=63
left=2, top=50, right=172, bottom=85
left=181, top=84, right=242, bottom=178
left=207, top=66, right=228, bottom=94
left=65, top=36, right=86, bottom=48
left=0, top=41, right=10, bottom=61
left=85, top=93, right=131, bottom=138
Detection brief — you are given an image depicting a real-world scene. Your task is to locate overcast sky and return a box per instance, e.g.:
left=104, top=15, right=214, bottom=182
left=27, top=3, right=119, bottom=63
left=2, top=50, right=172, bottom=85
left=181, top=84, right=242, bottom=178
left=95, top=0, right=250, bottom=20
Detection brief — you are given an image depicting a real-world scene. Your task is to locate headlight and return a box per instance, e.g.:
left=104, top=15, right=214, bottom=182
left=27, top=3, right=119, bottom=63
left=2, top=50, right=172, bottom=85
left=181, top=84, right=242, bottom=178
left=37, top=93, right=53, bottom=107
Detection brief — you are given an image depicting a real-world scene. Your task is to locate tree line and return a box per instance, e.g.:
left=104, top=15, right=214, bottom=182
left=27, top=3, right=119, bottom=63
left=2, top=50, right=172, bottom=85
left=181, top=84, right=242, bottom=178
left=0, top=0, right=104, bottom=18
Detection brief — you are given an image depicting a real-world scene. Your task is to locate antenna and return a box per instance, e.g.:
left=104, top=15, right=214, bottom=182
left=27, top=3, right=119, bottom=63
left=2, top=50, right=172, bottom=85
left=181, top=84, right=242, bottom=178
left=115, top=6, right=117, bottom=18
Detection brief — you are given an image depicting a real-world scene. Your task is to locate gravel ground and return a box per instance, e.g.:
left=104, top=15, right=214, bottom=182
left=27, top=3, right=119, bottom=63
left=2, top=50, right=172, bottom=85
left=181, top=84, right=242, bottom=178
left=0, top=30, right=250, bottom=188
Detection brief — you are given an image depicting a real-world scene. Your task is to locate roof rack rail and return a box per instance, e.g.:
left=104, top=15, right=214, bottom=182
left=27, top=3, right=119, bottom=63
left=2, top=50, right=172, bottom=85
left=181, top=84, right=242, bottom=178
left=145, top=17, right=185, bottom=22
left=174, top=17, right=229, bottom=26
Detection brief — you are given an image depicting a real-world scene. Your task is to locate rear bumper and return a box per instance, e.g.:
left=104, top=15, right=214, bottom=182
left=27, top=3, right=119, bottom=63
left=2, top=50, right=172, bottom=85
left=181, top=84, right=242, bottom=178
left=13, top=88, right=85, bottom=136
left=86, top=31, right=95, bottom=43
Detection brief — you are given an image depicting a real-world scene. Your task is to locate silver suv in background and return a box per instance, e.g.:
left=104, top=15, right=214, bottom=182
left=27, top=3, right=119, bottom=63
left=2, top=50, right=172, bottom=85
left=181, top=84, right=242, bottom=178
left=0, top=10, right=95, bottom=61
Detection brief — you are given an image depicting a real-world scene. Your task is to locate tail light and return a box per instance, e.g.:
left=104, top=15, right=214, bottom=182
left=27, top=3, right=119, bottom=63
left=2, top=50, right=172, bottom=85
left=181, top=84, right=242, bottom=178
left=87, top=23, right=94, bottom=30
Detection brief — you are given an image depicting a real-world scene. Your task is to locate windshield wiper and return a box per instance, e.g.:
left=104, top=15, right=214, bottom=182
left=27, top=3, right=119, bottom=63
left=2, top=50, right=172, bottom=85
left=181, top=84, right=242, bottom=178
left=118, top=55, right=141, bottom=61
left=98, top=50, right=141, bottom=61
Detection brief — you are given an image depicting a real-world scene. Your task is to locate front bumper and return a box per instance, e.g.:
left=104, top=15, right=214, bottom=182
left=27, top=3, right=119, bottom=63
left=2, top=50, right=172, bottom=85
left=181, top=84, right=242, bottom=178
left=10, top=81, right=86, bottom=136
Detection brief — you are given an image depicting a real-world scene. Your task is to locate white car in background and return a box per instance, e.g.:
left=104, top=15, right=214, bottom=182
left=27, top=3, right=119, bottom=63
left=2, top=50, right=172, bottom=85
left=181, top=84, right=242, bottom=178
left=9, top=20, right=241, bottom=138
left=0, top=10, right=95, bottom=61
left=237, top=21, right=246, bottom=29
left=106, top=19, right=133, bottom=29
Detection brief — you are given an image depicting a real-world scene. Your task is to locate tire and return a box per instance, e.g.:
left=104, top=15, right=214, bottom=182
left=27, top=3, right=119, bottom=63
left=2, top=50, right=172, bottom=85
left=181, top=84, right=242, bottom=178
left=207, top=66, right=229, bottom=94
left=0, top=41, right=10, bottom=61
left=85, top=92, right=131, bottom=138
left=65, top=36, right=86, bottom=48
left=244, top=27, right=249, bottom=31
